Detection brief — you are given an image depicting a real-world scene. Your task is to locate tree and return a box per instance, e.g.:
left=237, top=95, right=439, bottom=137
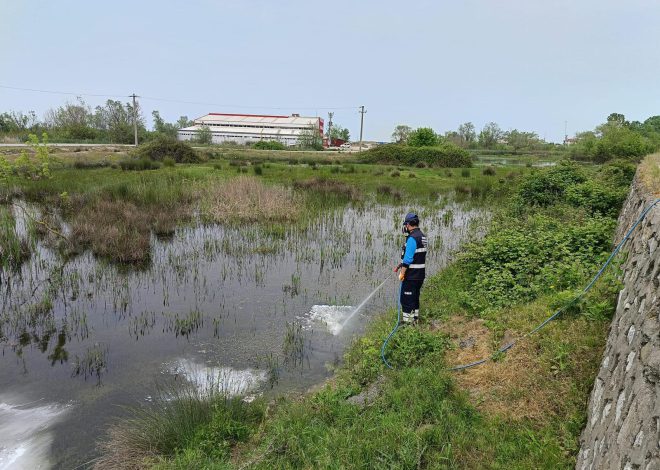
left=408, top=127, right=439, bottom=147
left=457, top=122, right=476, bottom=146
left=504, top=129, right=541, bottom=151
left=478, top=122, right=502, bottom=149
left=391, top=124, right=412, bottom=143
left=94, top=99, right=145, bottom=144
left=606, top=113, right=628, bottom=127
left=44, top=98, right=96, bottom=140
left=177, top=116, right=193, bottom=129
left=152, top=111, right=179, bottom=139
left=329, top=125, right=350, bottom=142
left=298, top=124, right=323, bottom=150
left=196, top=125, right=213, bottom=145
left=0, top=111, right=38, bottom=135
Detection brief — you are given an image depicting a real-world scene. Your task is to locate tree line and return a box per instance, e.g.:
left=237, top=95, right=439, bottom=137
left=392, top=112, right=660, bottom=161
left=391, top=122, right=554, bottom=152
left=0, top=98, right=192, bottom=144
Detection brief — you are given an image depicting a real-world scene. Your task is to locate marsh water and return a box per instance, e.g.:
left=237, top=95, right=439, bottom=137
left=0, top=198, right=488, bottom=469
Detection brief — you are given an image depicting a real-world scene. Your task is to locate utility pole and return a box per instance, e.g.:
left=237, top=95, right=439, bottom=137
left=130, top=93, right=139, bottom=146
left=564, top=120, right=568, bottom=145
left=327, top=112, right=334, bottom=147
left=358, top=105, right=366, bottom=152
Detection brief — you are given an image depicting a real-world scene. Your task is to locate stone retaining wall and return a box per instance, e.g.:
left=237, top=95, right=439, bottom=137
left=577, top=173, right=660, bottom=470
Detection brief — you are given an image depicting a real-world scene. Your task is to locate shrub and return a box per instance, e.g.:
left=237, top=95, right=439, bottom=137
left=517, top=160, right=586, bottom=207
left=482, top=166, right=496, bottom=176
left=463, top=214, right=616, bottom=312
left=461, top=168, right=470, bottom=177
left=565, top=181, right=628, bottom=217
left=163, top=157, right=176, bottom=167
left=134, top=137, right=203, bottom=163
left=407, top=127, right=439, bottom=147
left=253, top=165, right=263, bottom=175
left=119, top=158, right=162, bottom=171
left=360, top=143, right=471, bottom=167
left=253, top=140, right=286, bottom=150
left=390, top=170, right=400, bottom=177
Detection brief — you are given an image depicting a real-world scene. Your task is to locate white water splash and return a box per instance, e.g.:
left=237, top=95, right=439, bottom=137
left=0, top=398, right=69, bottom=470
left=306, top=305, right=355, bottom=335
left=169, top=359, right=267, bottom=397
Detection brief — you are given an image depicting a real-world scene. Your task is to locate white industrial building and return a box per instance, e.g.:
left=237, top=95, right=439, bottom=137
left=177, top=113, right=324, bottom=146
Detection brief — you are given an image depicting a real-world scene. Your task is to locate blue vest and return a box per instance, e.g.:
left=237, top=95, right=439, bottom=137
left=401, top=228, right=427, bottom=281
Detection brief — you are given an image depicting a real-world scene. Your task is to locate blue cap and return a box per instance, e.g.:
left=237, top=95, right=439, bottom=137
left=403, top=212, right=419, bottom=225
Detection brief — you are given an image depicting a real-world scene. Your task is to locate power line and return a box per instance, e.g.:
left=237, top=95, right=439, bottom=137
left=0, top=84, right=124, bottom=98
left=0, top=84, right=358, bottom=111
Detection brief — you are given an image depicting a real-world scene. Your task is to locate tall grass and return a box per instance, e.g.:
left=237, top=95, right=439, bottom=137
left=202, top=176, right=302, bottom=223
left=0, top=206, right=30, bottom=270
left=95, top=381, right=264, bottom=470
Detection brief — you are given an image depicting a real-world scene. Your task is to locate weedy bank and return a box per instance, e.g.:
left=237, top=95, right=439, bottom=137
left=90, top=157, right=638, bottom=469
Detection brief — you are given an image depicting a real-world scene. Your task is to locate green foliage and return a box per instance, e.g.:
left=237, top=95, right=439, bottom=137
left=391, top=124, right=412, bottom=143
left=119, top=158, right=163, bottom=171
left=152, top=110, right=180, bottom=139
left=407, top=127, right=439, bottom=147
left=196, top=125, right=213, bottom=145
left=518, top=160, right=586, bottom=207
left=570, top=113, right=657, bottom=162
left=297, top=124, right=324, bottom=150
left=361, top=143, right=472, bottom=167
left=565, top=180, right=627, bottom=217
left=12, top=133, right=52, bottom=180
left=463, top=214, right=616, bottom=312
left=134, top=137, right=203, bottom=163
left=478, top=122, right=503, bottom=149
left=329, top=124, right=350, bottom=142
left=253, top=140, right=286, bottom=150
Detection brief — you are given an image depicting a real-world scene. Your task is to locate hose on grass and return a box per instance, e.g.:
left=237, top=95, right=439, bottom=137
left=381, top=198, right=660, bottom=371
left=380, top=281, right=402, bottom=369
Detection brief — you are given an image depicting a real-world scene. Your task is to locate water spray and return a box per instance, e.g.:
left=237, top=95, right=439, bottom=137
left=339, top=277, right=391, bottom=328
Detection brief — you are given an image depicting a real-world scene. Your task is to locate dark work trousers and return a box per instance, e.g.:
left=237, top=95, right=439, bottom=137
left=400, top=279, right=424, bottom=316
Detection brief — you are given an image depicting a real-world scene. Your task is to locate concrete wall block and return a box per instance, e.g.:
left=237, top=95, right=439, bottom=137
left=579, top=171, right=660, bottom=470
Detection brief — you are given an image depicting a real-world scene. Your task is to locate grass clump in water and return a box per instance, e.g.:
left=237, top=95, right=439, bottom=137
left=203, top=176, right=302, bottom=223
left=0, top=206, right=31, bottom=270
left=95, top=381, right=265, bottom=470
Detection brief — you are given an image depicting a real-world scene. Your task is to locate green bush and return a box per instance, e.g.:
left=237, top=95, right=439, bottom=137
left=360, top=143, right=471, bottom=167
left=517, top=160, right=586, bottom=207
left=253, top=140, right=286, bottom=150
left=462, top=213, right=616, bottom=313
left=134, top=137, right=203, bottom=163
left=163, top=157, right=176, bottom=167
left=565, top=180, right=628, bottom=217
left=119, top=158, right=162, bottom=171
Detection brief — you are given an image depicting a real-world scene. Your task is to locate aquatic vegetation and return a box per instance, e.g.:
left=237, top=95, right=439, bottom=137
left=0, top=206, right=31, bottom=270
left=163, top=310, right=204, bottom=339
left=95, top=381, right=264, bottom=470
left=71, top=343, right=109, bottom=384
left=282, top=321, right=305, bottom=367
left=202, top=176, right=302, bottom=224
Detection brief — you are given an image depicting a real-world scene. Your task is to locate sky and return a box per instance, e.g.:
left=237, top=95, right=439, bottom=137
left=1, top=0, right=659, bottom=143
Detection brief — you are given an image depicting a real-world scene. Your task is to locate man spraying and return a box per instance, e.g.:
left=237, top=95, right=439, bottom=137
left=393, top=213, right=427, bottom=325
